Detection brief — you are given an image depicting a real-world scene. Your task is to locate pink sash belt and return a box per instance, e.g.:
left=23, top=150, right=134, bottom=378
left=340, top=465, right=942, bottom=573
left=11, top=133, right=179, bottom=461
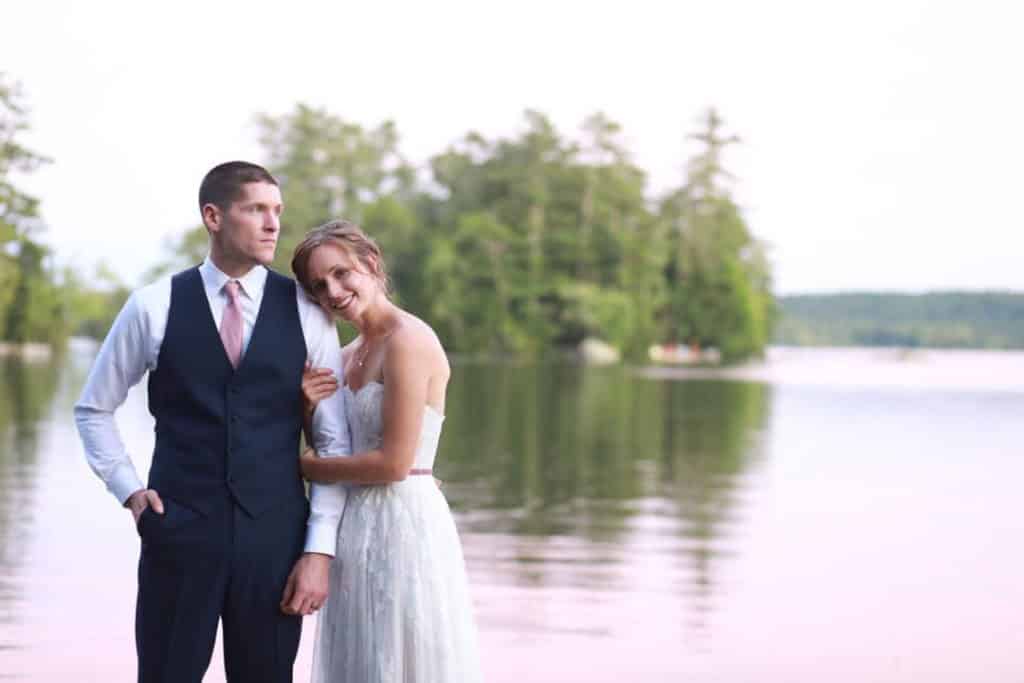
left=409, top=468, right=432, bottom=476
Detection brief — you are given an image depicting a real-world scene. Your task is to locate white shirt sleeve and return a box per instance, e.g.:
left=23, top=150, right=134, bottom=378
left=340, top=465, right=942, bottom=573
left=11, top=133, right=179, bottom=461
left=73, top=292, right=153, bottom=505
left=300, top=298, right=352, bottom=556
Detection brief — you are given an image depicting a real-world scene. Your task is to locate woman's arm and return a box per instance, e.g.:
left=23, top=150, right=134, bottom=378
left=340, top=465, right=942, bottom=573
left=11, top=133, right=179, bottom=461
left=300, top=327, right=433, bottom=484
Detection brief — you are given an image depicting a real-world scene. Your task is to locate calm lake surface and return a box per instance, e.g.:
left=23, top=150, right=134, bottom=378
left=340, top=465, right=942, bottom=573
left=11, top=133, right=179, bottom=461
left=1, top=343, right=1022, bottom=682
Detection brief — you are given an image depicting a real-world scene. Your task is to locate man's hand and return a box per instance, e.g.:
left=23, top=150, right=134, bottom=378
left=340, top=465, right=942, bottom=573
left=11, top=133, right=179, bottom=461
left=280, top=552, right=331, bottom=616
left=126, top=489, right=164, bottom=525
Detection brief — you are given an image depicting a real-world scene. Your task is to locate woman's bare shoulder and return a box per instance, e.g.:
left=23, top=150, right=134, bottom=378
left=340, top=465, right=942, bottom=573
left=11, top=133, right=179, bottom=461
left=389, top=313, right=448, bottom=368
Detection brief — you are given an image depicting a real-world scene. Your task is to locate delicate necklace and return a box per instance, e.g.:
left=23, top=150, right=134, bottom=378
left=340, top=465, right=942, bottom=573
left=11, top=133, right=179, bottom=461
left=352, top=318, right=398, bottom=370
left=353, top=340, right=372, bottom=368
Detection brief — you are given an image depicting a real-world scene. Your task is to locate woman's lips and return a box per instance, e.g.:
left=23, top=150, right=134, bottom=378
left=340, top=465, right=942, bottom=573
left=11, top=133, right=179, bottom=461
left=334, top=294, right=355, bottom=312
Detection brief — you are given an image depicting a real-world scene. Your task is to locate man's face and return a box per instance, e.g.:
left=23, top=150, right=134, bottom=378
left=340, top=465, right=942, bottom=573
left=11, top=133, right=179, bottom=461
left=208, top=182, right=283, bottom=266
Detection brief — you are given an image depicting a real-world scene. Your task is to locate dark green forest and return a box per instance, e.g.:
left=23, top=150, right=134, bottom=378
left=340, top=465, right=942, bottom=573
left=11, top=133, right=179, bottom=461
left=776, top=292, right=1024, bottom=349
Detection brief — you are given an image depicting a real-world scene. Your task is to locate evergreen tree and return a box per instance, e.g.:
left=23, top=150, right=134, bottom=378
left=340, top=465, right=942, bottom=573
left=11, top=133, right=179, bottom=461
left=660, top=109, right=773, bottom=361
left=0, top=73, right=70, bottom=345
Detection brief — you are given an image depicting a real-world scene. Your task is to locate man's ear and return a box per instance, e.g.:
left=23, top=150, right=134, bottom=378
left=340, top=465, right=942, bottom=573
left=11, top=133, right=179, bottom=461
left=202, top=203, right=222, bottom=234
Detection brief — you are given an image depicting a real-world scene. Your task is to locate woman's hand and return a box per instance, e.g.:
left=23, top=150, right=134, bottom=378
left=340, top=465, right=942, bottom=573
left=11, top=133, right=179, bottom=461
left=302, top=364, right=339, bottom=417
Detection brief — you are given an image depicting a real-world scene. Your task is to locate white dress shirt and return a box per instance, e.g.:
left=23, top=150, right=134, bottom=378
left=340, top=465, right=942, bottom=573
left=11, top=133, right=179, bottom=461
left=74, top=257, right=351, bottom=556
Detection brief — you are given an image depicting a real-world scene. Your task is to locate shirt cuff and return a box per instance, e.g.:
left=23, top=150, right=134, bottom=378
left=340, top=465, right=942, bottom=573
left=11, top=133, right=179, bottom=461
left=107, top=462, right=146, bottom=505
left=303, top=514, right=341, bottom=556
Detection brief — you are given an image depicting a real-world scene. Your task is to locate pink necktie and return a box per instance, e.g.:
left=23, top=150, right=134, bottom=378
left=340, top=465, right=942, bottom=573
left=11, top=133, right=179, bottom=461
left=220, top=280, right=243, bottom=368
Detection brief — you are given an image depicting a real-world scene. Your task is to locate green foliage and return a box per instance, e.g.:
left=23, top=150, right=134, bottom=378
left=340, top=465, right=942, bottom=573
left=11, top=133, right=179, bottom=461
left=62, top=264, right=131, bottom=339
left=0, top=77, right=49, bottom=243
left=143, top=225, right=209, bottom=281
left=2, top=74, right=773, bottom=356
left=3, top=240, right=63, bottom=344
left=0, top=73, right=69, bottom=345
left=255, top=105, right=413, bottom=274
left=776, top=292, right=1024, bottom=349
left=144, top=104, right=776, bottom=362
left=660, top=110, right=773, bottom=362
left=0, top=73, right=130, bottom=345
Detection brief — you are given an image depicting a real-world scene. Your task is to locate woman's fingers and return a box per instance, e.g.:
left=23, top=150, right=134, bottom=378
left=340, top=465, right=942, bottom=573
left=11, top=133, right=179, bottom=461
left=303, top=373, right=338, bottom=389
left=308, top=391, right=334, bottom=405
left=302, top=372, right=339, bottom=403
left=305, top=382, right=338, bottom=398
left=301, top=367, right=339, bottom=417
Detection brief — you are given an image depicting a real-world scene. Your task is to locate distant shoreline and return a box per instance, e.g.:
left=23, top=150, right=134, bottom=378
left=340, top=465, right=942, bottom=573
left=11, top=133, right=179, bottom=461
left=60, top=338, right=1024, bottom=394
left=639, top=346, right=1024, bottom=394
left=776, top=292, right=1024, bottom=350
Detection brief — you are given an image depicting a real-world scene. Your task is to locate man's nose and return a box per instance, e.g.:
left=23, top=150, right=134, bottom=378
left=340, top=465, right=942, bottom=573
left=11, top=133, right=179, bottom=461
left=264, top=212, right=280, bottom=232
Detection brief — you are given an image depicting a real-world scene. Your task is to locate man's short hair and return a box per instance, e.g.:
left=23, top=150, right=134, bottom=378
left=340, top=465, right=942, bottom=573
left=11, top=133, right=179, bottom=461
left=198, top=161, right=278, bottom=214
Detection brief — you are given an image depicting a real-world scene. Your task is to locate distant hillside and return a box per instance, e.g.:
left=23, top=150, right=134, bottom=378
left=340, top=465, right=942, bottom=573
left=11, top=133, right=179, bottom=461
left=775, top=292, right=1024, bottom=349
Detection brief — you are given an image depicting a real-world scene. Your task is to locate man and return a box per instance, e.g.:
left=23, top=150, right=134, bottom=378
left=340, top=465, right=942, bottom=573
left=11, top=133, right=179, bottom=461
left=74, top=161, right=349, bottom=682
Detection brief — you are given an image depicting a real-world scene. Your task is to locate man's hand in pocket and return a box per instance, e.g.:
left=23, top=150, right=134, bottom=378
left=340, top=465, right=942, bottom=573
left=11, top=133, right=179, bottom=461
left=126, top=489, right=165, bottom=525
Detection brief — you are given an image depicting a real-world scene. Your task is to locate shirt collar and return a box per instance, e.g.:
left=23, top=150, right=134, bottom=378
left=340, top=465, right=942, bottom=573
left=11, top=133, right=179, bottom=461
left=199, top=256, right=268, bottom=301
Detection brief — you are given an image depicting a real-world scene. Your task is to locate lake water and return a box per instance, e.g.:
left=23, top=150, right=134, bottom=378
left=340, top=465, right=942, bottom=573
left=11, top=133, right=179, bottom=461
left=1, top=343, right=1022, bottom=681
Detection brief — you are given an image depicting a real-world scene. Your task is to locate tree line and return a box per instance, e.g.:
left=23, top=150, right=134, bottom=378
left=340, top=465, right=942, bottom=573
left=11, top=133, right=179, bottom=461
left=0, top=74, right=129, bottom=348
left=775, top=292, right=1024, bottom=349
left=153, top=104, right=773, bottom=362
left=4, top=72, right=773, bottom=361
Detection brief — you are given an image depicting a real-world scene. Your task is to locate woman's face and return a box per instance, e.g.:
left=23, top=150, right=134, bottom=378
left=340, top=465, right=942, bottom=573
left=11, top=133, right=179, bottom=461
left=304, top=242, right=381, bottom=322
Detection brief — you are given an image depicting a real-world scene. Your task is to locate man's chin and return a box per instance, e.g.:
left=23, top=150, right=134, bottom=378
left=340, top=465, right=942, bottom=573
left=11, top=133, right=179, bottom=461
left=254, top=249, right=277, bottom=265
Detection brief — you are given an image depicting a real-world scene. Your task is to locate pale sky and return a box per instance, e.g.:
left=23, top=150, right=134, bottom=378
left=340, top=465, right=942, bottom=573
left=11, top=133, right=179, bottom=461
left=2, top=0, right=1021, bottom=294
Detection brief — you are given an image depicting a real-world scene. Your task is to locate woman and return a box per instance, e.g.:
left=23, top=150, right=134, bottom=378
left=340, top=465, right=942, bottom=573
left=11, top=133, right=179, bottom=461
left=291, top=219, right=482, bottom=683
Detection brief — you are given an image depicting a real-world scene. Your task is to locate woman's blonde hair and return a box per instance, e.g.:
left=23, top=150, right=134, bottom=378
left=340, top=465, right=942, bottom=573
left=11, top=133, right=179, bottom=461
left=291, top=219, right=391, bottom=298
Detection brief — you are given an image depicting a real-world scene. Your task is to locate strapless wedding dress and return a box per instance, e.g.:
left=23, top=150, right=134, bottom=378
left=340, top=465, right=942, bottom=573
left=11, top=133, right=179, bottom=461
left=311, top=381, right=482, bottom=683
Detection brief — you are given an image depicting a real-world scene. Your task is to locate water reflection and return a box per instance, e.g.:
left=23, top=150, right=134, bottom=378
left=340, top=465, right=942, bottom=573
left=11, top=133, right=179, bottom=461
left=443, top=364, right=772, bottom=630
left=0, top=356, right=62, bottom=635
left=5, top=349, right=1023, bottom=682
left=0, top=353, right=775, bottom=678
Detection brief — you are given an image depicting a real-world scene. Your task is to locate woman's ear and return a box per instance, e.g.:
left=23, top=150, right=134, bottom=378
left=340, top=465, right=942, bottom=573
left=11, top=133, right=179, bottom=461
left=367, top=254, right=383, bottom=278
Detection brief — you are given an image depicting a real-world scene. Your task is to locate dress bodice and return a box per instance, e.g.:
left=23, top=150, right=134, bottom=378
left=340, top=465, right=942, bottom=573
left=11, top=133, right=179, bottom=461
left=316, top=380, right=481, bottom=683
left=343, top=381, right=444, bottom=471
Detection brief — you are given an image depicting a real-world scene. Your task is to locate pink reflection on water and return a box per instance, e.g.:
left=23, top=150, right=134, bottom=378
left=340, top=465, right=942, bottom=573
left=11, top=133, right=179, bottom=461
left=5, top=350, right=1024, bottom=682
left=1, top=390, right=706, bottom=682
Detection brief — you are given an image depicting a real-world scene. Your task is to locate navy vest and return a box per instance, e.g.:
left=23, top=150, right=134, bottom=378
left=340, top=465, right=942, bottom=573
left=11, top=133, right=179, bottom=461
left=146, top=267, right=308, bottom=518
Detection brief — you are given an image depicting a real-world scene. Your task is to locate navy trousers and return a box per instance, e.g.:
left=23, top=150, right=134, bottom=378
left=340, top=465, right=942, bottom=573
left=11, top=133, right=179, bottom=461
left=134, top=494, right=308, bottom=683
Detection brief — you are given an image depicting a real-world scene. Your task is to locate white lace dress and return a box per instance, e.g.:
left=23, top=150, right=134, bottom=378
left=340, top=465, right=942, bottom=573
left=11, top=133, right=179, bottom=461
left=311, top=381, right=483, bottom=683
